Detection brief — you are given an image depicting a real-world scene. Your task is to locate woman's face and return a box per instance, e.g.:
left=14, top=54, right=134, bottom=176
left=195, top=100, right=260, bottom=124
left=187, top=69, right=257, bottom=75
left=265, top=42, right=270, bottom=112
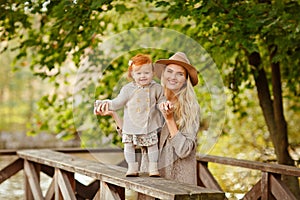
left=162, top=64, right=187, bottom=93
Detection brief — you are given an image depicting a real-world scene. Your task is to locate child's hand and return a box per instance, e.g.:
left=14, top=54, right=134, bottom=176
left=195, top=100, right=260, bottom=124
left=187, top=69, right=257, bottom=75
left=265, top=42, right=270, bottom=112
left=159, top=101, right=174, bottom=117
left=94, top=101, right=113, bottom=116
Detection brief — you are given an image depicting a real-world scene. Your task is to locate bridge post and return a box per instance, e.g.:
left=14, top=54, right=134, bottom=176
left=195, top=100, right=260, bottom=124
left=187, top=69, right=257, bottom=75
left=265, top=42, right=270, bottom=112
left=24, top=160, right=43, bottom=200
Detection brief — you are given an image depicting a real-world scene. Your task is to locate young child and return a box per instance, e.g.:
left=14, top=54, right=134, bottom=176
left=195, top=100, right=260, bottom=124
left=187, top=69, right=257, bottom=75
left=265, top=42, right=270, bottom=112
left=94, top=54, right=165, bottom=177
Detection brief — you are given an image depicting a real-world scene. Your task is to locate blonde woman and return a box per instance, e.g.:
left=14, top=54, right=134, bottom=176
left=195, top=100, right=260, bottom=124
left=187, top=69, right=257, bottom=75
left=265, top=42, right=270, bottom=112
left=153, top=52, right=200, bottom=184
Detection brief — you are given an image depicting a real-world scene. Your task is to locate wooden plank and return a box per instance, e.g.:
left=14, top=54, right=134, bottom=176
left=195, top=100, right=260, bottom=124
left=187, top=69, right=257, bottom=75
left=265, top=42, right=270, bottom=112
left=24, top=163, right=34, bottom=200
left=23, top=160, right=43, bottom=200
left=41, top=164, right=54, bottom=177
left=54, top=170, right=60, bottom=200
left=242, top=180, right=261, bottom=200
left=0, top=149, right=17, bottom=155
left=17, top=149, right=225, bottom=200
left=261, top=172, right=269, bottom=200
left=45, top=178, right=55, bottom=200
left=0, top=158, right=23, bottom=184
left=93, top=188, right=101, bottom=200
left=0, top=147, right=123, bottom=155
left=270, top=174, right=298, bottom=200
left=197, top=154, right=300, bottom=177
left=56, top=168, right=76, bottom=200
left=100, top=181, right=122, bottom=200
left=197, top=162, right=223, bottom=190
left=137, top=193, right=155, bottom=200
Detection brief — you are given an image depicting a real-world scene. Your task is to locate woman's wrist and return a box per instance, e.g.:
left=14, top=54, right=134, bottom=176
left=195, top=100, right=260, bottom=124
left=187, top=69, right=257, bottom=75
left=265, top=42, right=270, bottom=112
left=165, top=117, right=178, bottom=138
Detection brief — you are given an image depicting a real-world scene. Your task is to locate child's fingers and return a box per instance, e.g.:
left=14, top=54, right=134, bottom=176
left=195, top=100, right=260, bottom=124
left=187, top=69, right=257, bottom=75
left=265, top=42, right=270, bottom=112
left=96, top=102, right=104, bottom=112
left=100, top=102, right=109, bottom=112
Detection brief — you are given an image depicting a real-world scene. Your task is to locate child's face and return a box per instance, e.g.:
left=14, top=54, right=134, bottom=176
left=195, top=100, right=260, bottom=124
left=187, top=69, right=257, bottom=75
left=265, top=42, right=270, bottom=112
left=131, top=64, right=153, bottom=87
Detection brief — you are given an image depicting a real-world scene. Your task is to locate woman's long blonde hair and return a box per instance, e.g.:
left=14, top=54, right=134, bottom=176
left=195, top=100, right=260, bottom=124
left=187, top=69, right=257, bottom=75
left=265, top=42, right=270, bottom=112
left=164, top=76, right=200, bottom=134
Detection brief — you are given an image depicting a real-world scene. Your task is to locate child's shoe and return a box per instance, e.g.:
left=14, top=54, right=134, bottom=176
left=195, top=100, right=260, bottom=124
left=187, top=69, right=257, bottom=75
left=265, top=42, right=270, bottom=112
left=149, top=162, right=160, bottom=177
left=126, top=162, right=139, bottom=177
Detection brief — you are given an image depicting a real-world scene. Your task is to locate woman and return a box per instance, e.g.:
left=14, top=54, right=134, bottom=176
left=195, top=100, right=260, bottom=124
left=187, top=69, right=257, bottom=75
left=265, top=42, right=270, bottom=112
left=153, top=52, right=200, bottom=184
left=95, top=52, right=200, bottom=184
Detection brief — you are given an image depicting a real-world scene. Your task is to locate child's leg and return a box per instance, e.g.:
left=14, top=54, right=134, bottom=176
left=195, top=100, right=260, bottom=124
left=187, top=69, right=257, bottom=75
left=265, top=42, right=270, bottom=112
left=147, top=143, right=158, bottom=163
left=124, top=143, right=135, bottom=163
left=124, top=143, right=139, bottom=177
left=147, top=144, right=160, bottom=177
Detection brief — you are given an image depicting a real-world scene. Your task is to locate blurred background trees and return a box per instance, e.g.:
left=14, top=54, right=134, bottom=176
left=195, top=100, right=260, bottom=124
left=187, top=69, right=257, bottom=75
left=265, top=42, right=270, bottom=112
left=1, top=0, right=300, bottom=197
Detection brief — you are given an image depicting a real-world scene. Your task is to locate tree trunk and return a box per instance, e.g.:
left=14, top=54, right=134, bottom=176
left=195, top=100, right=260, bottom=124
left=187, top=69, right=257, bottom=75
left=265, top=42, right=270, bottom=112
left=248, top=52, right=300, bottom=198
left=270, top=51, right=300, bottom=198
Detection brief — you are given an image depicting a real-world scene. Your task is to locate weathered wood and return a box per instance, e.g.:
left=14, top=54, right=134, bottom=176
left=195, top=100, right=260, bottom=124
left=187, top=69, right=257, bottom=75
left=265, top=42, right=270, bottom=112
left=56, top=168, right=76, bottom=200
left=261, top=172, right=269, bottom=200
left=270, top=174, right=298, bottom=200
left=17, top=149, right=225, bottom=200
left=45, top=178, right=55, bottom=200
left=100, top=181, right=122, bottom=200
left=93, top=188, right=101, bottom=200
left=197, top=154, right=300, bottom=177
left=137, top=193, right=155, bottom=200
left=242, top=180, right=261, bottom=200
left=23, top=160, right=43, bottom=200
left=41, top=164, right=54, bottom=177
left=0, top=147, right=123, bottom=155
left=0, top=149, right=18, bottom=155
left=0, top=158, right=23, bottom=184
left=197, top=162, right=223, bottom=191
left=54, top=170, right=60, bottom=200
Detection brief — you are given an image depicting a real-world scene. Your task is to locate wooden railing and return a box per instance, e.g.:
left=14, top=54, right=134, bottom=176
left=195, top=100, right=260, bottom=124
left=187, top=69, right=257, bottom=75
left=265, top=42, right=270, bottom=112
left=1, top=148, right=299, bottom=199
left=196, top=154, right=300, bottom=200
left=0, top=149, right=224, bottom=200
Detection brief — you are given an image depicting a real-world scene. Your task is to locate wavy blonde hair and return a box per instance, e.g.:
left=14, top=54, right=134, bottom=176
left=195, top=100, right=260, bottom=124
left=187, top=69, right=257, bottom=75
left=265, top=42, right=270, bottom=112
left=164, top=76, right=200, bottom=134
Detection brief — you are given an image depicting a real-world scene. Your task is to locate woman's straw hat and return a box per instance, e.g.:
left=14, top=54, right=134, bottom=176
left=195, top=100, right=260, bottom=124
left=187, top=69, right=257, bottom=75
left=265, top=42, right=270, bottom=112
left=155, top=52, right=198, bottom=86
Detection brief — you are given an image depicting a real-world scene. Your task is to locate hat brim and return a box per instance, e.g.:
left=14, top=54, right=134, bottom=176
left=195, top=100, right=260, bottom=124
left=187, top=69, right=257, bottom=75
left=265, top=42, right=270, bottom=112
left=154, top=59, right=198, bottom=86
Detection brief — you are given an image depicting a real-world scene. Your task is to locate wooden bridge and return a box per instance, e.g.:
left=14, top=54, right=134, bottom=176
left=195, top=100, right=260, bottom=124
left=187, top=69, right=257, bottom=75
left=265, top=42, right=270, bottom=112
left=0, top=148, right=299, bottom=199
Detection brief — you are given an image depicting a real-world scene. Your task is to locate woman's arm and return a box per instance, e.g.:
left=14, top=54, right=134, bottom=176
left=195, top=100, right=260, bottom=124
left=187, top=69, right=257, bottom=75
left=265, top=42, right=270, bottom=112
left=159, top=101, right=198, bottom=158
left=164, top=116, right=178, bottom=138
left=159, top=101, right=178, bottom=137
left=169, top=131, right=197, bottom=158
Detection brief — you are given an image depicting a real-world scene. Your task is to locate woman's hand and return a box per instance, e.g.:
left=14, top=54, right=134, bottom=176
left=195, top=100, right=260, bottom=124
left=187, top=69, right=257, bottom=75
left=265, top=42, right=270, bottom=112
left=94, top=101, right=113, bottom=116
left=159, top=101, right=174, bottom=118
left=159, top=100, right=178, bottom=138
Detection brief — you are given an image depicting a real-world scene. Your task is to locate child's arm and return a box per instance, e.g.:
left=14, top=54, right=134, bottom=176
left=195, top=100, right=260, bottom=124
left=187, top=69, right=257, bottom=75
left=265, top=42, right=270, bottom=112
left=94, top=101, right=123, bottom=129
